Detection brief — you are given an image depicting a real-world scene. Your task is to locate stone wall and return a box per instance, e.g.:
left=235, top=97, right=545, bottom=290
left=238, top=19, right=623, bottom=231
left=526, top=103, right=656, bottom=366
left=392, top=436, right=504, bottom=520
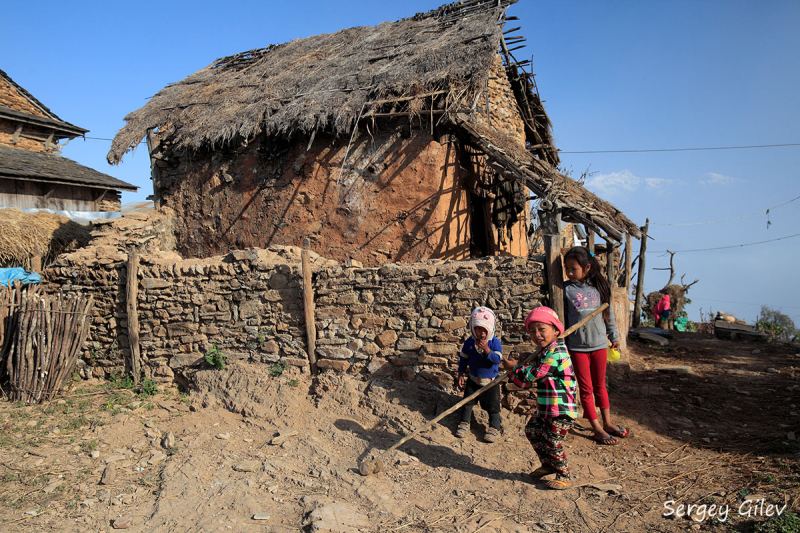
left=45, top=246, right=546, bottom=388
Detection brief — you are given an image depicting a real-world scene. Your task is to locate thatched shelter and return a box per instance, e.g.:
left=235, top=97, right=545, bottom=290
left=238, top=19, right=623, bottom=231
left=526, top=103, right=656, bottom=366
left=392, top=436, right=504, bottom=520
left=0, top=68, right=137, bottom=215
left=0, top=208, right=91, bottom=270
left=108, top=0, right=639, bottom=301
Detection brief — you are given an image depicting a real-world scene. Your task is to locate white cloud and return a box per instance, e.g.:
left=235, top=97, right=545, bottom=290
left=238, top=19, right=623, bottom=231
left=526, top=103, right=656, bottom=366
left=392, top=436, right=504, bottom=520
left=586, top=169, right=674, bottom=197
left=700, top=172, right=741, bottom=186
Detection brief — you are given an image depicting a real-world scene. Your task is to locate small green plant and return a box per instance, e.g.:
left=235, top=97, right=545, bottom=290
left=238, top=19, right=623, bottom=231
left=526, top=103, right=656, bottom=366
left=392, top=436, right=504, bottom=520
left=81, top=439, right=98, bottom=453
left=179, top=393, right=191, bottom=405
left=139, top=379, right=158, bottom=397
left=31, top=474, right=50, bottom=486
left=108, top=372, right=135, bottom=390
left=269, top=360, right=289, bottom=378
left=287, top=379, right=299, bottom=387
left=167, top=446, right=178, bottom=457
left=1, top=473, right=19, bottom=483
left=61, top=415, right=89, bottom=431
left=753, top=510, right=800, bottom=533
left=204, top=345, right=227, bottom=370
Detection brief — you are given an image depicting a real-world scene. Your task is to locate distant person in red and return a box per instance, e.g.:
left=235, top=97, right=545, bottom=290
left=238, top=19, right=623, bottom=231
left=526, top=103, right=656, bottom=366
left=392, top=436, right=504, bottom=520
left=654, top=294, right=671, bottom=329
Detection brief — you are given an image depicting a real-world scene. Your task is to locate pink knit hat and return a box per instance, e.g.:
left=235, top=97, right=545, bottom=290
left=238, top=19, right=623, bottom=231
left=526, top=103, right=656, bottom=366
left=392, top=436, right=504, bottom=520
left=524, top=306, right=564, bottom=336
left=470, top=307, right=496, bottom=339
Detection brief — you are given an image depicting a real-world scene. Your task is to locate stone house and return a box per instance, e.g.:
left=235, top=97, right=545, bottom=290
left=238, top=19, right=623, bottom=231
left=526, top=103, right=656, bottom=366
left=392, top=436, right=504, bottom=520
left=0, top=68, right=137, bottom=215
left=107, top=0, right=638, bottom=273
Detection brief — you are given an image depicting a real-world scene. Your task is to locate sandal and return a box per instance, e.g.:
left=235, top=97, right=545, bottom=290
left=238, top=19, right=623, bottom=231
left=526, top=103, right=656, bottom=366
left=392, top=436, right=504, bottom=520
left=484, top=427, right=500, bottom=443
left=530, top=465, right=556, bottom=479
left=545, top=478, right=573, bottom=490
left=455, top=422, right=469, bottom=439
left=608, top=425, right=630, bottom=438
left=593, top=434, right=619, bottom=445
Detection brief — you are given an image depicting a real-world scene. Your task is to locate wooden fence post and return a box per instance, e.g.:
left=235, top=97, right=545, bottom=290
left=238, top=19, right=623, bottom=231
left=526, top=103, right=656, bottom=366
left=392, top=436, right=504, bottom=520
left=540, top=206, right=565, bottom=323
left=624, top=233, right=633, bottom=295
left=605, top=241, right=615, bottom=288
left=632, top=219, right=649, bottom=328
left=301, top=238, right=318, bottom=375
left=126, top=251, right=141, bottom=383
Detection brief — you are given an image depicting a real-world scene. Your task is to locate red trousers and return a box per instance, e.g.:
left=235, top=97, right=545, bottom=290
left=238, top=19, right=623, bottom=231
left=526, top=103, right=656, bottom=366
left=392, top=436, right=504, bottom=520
left=570, top=349, right=610, bottom=420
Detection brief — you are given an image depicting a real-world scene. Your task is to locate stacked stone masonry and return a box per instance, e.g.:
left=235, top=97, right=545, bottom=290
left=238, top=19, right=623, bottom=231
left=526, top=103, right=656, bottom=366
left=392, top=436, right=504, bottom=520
left=45, top=248, right=546, bottom=391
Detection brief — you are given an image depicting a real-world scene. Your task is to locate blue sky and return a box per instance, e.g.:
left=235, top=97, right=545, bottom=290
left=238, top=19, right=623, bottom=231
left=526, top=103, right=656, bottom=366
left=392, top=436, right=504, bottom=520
left=3, top=0, right=799, bottom=325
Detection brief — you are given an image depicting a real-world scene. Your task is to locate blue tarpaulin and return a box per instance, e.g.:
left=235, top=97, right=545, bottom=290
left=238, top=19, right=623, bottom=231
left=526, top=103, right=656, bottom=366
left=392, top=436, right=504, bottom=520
left=0, top=268, right=42, bottom=287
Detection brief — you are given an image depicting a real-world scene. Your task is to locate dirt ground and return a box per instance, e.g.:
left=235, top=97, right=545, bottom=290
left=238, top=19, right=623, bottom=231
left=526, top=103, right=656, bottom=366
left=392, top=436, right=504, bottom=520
left=1, top=332, right=799, bottom=532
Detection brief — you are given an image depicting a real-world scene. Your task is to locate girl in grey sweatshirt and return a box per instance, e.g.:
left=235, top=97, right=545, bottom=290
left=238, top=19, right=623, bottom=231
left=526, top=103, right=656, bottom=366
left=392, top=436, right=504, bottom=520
left=563, top=246, right=630, bottom=445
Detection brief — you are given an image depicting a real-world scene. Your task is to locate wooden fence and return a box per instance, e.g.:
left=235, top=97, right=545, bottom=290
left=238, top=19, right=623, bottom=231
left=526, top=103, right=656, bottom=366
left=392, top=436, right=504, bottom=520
left=1, top=283, right=93, bottom=404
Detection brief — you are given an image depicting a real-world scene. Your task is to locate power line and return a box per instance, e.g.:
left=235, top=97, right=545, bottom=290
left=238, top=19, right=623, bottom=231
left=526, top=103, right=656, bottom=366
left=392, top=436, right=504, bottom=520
left=690, top=297, right=800, bottom=310
left=652, top=194, right=800, bottom=226
left=561, top=143, right=800, bottom=154
left=82, top=136, right=800, bottom=154
left=649, top=232, right=800, bottom=253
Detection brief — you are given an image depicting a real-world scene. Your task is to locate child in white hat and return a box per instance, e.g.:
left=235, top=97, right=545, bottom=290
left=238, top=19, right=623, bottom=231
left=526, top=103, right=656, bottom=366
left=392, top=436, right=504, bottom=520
left=455, top=306, right=503, bottom=443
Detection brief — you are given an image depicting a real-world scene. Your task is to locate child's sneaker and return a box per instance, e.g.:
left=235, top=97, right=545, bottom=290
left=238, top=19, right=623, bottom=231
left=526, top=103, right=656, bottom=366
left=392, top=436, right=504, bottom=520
left=484, top=427, right=500, bottom=443
left=455, top=422, right=469, bottom=438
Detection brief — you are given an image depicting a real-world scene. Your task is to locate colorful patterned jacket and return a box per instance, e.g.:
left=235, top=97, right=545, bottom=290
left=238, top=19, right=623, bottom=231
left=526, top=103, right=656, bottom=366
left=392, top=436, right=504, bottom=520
left=510, top=338, right=577, bottom=418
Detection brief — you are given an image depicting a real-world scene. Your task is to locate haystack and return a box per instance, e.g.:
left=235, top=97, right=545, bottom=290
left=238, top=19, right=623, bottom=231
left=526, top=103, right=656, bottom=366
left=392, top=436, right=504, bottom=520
left=644, top=284, right=688, bottom=324
left=0, top=209, right=91, bottom=269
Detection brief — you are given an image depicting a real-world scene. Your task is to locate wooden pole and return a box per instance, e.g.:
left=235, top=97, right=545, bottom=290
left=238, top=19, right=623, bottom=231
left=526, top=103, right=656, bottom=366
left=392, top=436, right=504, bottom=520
left=586, top=226, right=594, bottom=254
left=624, top=233, right=633, bottom=295
left=540, top=206, right=565, bottom=323
left=632, top=219, right=649, bottom=328
left=605, top=241, right=615, bottom=288
left=31, top=254, right=42, bottom=274
left=301, top=238, right=318, bottom=375
left=126, top=251, right=141, bottom=384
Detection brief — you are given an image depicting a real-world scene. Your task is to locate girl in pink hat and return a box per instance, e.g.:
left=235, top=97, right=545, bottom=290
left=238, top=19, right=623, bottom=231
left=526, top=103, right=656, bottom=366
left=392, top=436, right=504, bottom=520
left=455, top=307, right=503, bottom=443
left=502, top=306, right=577, bottom=490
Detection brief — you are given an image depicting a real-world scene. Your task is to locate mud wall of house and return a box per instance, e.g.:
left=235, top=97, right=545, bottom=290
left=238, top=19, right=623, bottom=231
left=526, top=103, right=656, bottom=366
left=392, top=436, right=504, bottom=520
left=473, top=55, right=527, bottom=149
left=0, top=77, right=47, bottom=116
left=0, top=121, right=58, bottom=153
left=152, top=127, right=478, bottom=266
left=45, top=250, right=547, bottom=387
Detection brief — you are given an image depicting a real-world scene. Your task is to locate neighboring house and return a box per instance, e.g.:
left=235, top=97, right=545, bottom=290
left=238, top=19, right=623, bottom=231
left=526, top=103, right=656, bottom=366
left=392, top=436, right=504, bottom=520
left=0, top=68, right=137, bottom=216
left=108, top=0, right=638, bottom=267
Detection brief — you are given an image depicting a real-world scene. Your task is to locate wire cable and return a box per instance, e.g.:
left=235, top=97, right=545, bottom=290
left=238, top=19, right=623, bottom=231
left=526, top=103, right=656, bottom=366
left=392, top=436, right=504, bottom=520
left=649, top=232, right=800, bottom=253
left=690, top=297, right=800, bottom=310
left=652, top=194, right=800, bottom=226
left=561, top=143, right=800, bottom=154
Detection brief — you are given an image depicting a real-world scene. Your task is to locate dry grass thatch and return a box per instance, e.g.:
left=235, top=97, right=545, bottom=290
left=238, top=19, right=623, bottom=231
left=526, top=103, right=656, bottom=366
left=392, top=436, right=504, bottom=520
left=0, top=209, right=91, bottom=270
left=644, top=285, right=688, bottom=321
left=108, top=0, right=516, bottom=163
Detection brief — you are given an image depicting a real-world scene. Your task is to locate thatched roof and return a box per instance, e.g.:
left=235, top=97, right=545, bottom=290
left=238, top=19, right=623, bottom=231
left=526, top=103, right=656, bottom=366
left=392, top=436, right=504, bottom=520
left=451, top=113, right=641, bottom=240
left=0, top=68, right=88, bottom=139
left=0, top=145, right=137, bottom=191
left=108, top=0, right=517, bottom=163
left=0, top=208, right=91, bottom=270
